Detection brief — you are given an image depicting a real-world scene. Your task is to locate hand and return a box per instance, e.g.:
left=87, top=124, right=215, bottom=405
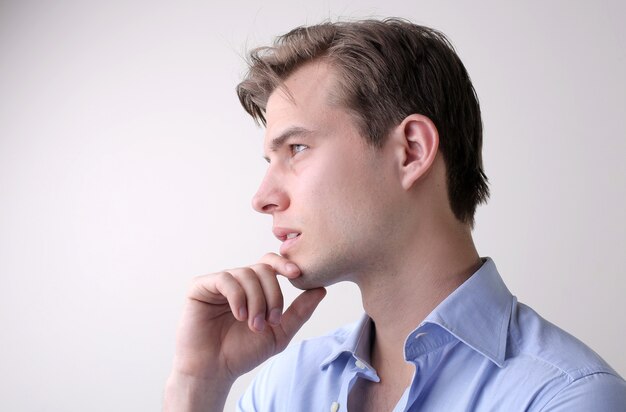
left=169, top=252, right=326, bottom=386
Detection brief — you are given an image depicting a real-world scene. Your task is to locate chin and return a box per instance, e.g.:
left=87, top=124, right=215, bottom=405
left=287, top=262, right=346, bottom=290
left=288, top=275, right=327, bottom=291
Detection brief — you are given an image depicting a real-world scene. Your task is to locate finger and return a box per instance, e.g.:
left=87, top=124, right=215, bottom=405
left=252, top=263, right=285, bottom=326
left=258, top=252, right=301, bottom=279
left=279, top=287, right=327, bottom=340
left=234, top=268, right=268, bottom=333
left=190, top=272, right=248, bottom=321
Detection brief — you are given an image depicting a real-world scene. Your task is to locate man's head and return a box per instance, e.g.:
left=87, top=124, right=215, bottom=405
left=238, top=18, right=489, bottom=229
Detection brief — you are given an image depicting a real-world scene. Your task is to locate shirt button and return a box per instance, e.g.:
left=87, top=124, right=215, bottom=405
left=414, top=332, right=428, bottom=339
left=330, top=401, right=340, bottom=412
left=355, top=360, right=367, bottom=369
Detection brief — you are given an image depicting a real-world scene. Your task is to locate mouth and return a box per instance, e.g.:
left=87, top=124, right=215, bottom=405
left=273, top=227, right=302, bottom=242
left=273, top=227, right=302, bottom=255
left=282, top=232, right=301, bottom=241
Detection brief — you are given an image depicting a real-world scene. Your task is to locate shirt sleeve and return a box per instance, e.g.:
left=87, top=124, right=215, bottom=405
left=236, top=344, right=300, bottom=412
left=540, top=372, right=626, bottom=411
left=236, top=360, right=277, bottom=412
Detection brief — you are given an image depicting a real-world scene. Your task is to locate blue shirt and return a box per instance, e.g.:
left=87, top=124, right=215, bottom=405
left=238, top=258, right=626, bottom=411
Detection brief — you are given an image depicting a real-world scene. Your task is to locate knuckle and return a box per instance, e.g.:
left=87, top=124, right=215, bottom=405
left=188, top=272, right=216, bottom=291
left=212, top=271, right=233, bottom=284
left=251, top=263, right=274, bottom=275
left=233, top=267, right=257, bottom=281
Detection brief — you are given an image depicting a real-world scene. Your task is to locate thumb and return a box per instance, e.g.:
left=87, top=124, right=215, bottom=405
left=279, top=287, right=327, bottom=341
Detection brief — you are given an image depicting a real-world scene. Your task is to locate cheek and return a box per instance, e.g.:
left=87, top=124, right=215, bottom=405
left=290, top=162, right=355, bottom=231
left=294, top=146, right=394, bottom=228
left=312, top=159, right=365, bottom=201
left=314, top=163, right=382, bottom=225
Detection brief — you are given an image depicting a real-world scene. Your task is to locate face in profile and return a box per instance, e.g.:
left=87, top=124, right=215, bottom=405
left=252, top=60, right=406, bottom=290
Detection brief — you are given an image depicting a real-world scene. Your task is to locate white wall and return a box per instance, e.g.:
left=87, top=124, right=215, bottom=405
left=1, top=0, right=624, bottom=410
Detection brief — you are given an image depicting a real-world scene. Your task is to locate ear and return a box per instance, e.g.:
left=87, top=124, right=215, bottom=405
left=392, top=114, right=439, bottom=190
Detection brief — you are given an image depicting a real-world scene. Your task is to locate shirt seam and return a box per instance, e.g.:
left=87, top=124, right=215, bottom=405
left=507, top=347, right=616, bottom=381
left=405, top=338, right=461, bottom=361
left=536, top=371, right=622, bottom=412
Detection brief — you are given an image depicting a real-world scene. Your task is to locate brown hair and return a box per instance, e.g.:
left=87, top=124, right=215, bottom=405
left=237, top=18, right=489, bottom=228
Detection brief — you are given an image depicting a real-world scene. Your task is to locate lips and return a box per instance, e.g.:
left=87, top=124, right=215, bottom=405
left=272, top=227, right=302, bottom=242
left=273, top=227, right=302, bottom=255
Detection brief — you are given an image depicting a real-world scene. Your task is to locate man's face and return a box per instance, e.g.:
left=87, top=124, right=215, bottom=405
left=252, top=60, right=403, bottom=289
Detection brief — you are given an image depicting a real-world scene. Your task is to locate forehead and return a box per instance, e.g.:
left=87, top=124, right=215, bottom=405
left=264, top=60, right=341, bottom=142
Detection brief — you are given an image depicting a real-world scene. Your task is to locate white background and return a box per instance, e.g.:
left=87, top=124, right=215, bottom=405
left=1, top=1, right=624, bottom=410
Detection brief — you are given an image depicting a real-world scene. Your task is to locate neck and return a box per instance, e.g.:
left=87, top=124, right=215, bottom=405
left=356, top=217, right=482, bottom=378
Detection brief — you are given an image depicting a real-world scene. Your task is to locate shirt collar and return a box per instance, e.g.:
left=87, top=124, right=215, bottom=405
left=320, top=313, right=374, bottom=369
left=421, top=257, right=513, bottom=367
left=320, top=257, right=513, bottom=370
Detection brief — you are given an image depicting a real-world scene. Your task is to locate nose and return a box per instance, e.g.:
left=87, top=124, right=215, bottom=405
left=251, top=168, right=289, bottom=214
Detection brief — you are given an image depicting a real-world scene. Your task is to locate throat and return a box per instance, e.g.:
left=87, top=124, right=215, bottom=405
left=347, top=319, right=415, bottom=411
left=347, top=363, right=414, bottom=412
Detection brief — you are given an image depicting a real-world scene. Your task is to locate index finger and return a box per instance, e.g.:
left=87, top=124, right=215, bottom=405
left=257, top=253, right=301, bottom=279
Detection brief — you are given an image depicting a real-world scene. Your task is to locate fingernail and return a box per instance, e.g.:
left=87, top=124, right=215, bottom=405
left=238, top=307, right=247, bottom=320
left=285, top=263, right=299, bottom=275
left=269, top=308, right=282, bottom=326
left=253, top=314, right=266, bottom=332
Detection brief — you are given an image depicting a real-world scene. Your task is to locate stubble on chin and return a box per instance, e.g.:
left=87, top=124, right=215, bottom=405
left=284, top=241, right=363, bottom=290
left=286, top=258, right=349, bottom=290
left=288, top=273, right=329, bottom=290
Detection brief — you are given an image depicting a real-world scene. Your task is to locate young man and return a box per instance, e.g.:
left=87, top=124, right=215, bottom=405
left=164, top=19, right=625, bottom=411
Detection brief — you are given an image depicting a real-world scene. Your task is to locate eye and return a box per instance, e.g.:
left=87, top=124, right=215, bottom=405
left=290, top=144, right=309, bottom=156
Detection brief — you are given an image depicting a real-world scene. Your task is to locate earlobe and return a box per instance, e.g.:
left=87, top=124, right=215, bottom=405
left=398, top=114, right=439, bottom=190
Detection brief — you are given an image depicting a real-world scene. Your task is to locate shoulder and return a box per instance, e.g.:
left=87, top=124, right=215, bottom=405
left=509, top=301, right=619, bottom=379
left=506, top=301, right=626, bottom=410
left=539, top=372, right=626, bottom=411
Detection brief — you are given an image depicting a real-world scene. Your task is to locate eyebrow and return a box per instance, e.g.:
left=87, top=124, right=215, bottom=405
left=263, top=126, right=314, bottom=161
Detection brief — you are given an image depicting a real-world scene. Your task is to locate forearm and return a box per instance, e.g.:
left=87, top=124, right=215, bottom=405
left=164, top=372, right=233, bottom=412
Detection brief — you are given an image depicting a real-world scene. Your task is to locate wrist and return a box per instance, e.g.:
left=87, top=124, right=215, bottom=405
left=164, top=372, right=234, bottom=412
